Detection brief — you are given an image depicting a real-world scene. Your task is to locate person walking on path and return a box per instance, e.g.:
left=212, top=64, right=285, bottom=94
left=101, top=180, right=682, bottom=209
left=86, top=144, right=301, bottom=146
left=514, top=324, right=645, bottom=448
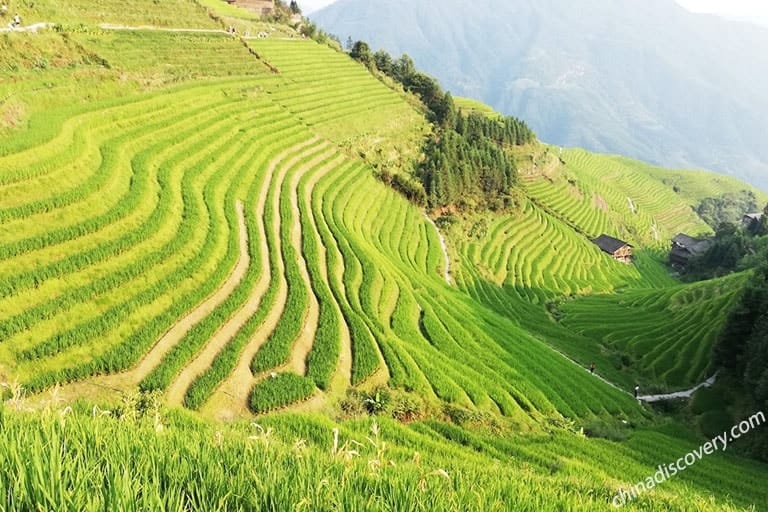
left=590, top=362, right=596, bottom=375
left=634, top=385, right=640, bottom=399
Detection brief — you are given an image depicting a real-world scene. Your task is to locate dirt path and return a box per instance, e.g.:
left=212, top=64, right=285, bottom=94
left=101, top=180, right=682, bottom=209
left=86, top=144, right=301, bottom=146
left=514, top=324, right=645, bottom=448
left=638, top=373, right=718, bottom=403
left=129, top=202, right=249, bottom=384
left=201, top=138, right=324, bottom=420
left=424, top=214, right=451, bottom=285
left=299, top=155, right=352, bottom=393
left=164, top=201, right=255, bottom=406
left=0, top=22, right=52, bottom=33
left=99, top=23, right=227, bottom=34
left=627, top=196, right=637, bottom=214
left=286, top=151, right=345, bottom=376
left=30, top=201, right=249, bottom=404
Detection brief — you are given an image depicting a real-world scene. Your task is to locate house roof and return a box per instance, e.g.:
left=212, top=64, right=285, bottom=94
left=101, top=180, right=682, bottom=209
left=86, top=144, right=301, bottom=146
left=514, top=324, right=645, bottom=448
left=671, top=233, right=701, bottom=248
left=671, top=233, right=712, bottom=257
left=691, top=239, right=714, bottom=255
left=592, top=234, right=631, bottom=254
left=743, top=213, right=764, bottom=221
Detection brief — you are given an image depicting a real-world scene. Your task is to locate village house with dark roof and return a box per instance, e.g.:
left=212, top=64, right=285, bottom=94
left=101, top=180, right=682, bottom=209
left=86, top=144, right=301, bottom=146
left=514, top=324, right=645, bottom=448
left=669, top=233, right=713, bottom=267
left=592, top=234, right=633, bottom=264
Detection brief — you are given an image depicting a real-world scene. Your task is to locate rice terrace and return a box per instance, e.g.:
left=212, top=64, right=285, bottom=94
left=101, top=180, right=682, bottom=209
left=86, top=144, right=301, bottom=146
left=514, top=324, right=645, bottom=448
left=1, top=0, right=768, bottom=510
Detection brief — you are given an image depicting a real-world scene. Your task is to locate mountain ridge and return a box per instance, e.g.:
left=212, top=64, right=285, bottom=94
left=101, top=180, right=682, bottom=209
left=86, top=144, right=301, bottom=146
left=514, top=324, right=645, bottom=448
left=312, top=0, right=768, bottom=190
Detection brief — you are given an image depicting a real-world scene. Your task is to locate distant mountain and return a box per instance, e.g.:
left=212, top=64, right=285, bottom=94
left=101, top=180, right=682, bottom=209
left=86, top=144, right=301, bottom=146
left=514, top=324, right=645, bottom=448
left=312, top=0, right=768, bottom=190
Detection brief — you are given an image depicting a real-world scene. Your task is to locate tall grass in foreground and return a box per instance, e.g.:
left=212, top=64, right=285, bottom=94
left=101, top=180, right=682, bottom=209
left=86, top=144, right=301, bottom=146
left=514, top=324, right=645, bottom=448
left=0, top=397, right=760, bottom=512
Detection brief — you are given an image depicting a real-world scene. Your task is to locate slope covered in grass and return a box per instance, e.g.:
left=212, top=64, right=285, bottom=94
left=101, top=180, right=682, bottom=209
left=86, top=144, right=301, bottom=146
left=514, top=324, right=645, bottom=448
left=560, top=272, right=748, bottom=389
left=1, top=405, right=767, bottom=511
left=0, top=18, right=644, bottom=426
left=1, top=3, right=767, bottom=510
left=15, top=0, right=217, bottom=29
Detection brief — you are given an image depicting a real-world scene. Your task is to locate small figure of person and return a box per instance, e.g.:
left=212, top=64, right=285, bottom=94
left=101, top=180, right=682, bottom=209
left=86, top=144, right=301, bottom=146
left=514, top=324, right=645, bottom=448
left=12, top=13, right=20, bottom=27
left=589, top=362, right=596, bottom=374
left=634, top=385, right=640, bottom=399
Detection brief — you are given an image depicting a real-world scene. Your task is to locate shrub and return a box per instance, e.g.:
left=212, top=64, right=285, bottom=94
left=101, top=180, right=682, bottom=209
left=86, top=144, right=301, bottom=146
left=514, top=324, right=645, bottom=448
left=697, top=410, right=733, bottom=439
left=582, top=419, right=631, bottom=442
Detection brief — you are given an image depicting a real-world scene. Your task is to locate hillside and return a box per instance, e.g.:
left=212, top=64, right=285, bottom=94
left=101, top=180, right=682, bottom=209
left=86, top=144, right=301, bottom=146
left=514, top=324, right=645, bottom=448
left=2, top=404, right=767, bottom=511
left=1, top=0, right=768, bottom=510
left=312, top=0, right=768, bottom=190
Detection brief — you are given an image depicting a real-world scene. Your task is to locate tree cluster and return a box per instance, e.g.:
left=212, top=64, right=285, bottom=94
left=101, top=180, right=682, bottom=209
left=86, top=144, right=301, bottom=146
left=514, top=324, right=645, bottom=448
left=348, top=41, right=535, bottom=210
left=757, top=203, right=768, bottom=236
left=299, top=22, right=340, bottom=48
left=686, top=203, right=768, bottom=280
left=264, top=1, right=298, bottom=23
left=713, top=261, right=768, bottom=460
left=695, top=190, right=758, bottom=230
left=420, top=127, right=518, bottom=209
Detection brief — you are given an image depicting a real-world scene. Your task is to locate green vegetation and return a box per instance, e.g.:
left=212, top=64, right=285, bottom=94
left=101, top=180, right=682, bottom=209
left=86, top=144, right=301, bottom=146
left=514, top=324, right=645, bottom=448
left=249, top=372, right=315, bottom=413
left=18, top=0, right=217, bottom=29
left=1, top=2, right=767, bottom=509
left=1, top=403, right=768, bottom=511
left=685, top=216, right=768, bottom=280
left=695, top=190, right=759, bottom=230
left=452, top=96, right=500, bottom=118
left=560, top=273, right=747, bottom=389
left=74, top=30, right=271, bottom=82
left=350, top=42, right=535, bottom=209
left=420, top=112, right=534, bottom=209
left=713, top=261, right=768, bottom=460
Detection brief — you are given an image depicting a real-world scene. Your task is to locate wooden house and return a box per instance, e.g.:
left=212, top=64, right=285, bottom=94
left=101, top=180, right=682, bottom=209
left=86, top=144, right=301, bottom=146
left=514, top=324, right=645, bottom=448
left=592, top=234, right=633, bottom=264
left=669, top=233, right=712, bottom=267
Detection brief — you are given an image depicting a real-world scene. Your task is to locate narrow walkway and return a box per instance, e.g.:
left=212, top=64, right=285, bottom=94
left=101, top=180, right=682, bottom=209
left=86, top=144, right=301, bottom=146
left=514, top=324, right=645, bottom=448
left=424, top=214, right=451, bottom=285
left=165, top=201, right=253, bottom=407
left=24, top=201, right=249, bottom=407
left=638, top=373, right=718, bottom=403
left=0, top=22, right=51, bottom=33
left=99, top=23, right=227, bottom=34
left=200, top=139, right=319, bottom=421
left=128, top=201, right=249, bottom=384
left=544, top=341, right=718, bottom=404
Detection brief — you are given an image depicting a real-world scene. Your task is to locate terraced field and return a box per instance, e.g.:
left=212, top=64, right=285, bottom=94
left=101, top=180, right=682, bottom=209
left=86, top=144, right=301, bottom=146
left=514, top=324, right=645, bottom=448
left=449, top=192, right=679, bottom=387
left=74, top=30, right=274, bottom=82
left=522, top=148, right=712, bottom=246
left=16, top=0, right=217, bottom=28
left=0, top=23, right=644, bottom=425
left=560, top=272, right=748, bottom=389
left=3, top=4, right=768, bottom=510
left=247, top=38, right=426, bottom=148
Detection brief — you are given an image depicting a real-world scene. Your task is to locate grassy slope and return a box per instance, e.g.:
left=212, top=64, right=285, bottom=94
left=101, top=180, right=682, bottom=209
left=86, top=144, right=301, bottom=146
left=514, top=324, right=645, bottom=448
left=14, top=0, right=218, bottom=28
left=560, top=272, right=749, bottom=390
left=1, top=405, right=767, bottom=511
left=1, top=2, right=767, bottom=510
left=438, top=100, right=756, bottom=390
